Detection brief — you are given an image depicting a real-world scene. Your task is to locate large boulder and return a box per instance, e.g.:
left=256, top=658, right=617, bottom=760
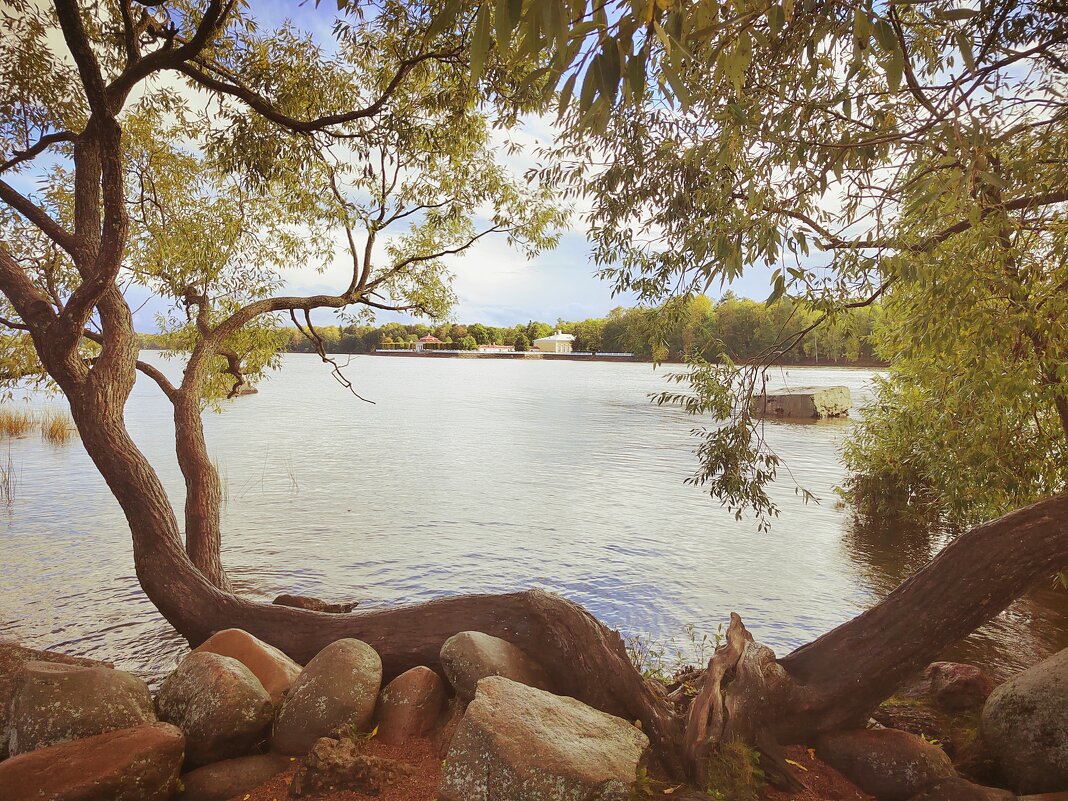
left=921, top=663, right=994, bottom=713
left=439, top=631, right=552, bottom=704
left=0, top=721, right=184, bottom=801
left=816, top=728, right=956, bottom=801
left=906, top=778, right=1015, bottom=801
left=178, top=753, right=292, bottom=801
left=439, top=676, right=649, bottom=801
left=376, top=666, right=446, bottom=744
left=981, top=647, right=1068, bottom=793
left=193, top=629, right=302, bottom=705
left=156, top=651, right=274, bottom=768
left=8, top=661, right=154, bottom=756
left=272, top=638, right=382, bottom=755
left=0, top=642, right=111, bottom=761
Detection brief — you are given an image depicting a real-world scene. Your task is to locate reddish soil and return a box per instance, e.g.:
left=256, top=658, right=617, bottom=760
left=233, top=740, right=868, bottom=801
left=232, top=738, right=440, bottom=801
left=759, top=745, right=874, bottom=801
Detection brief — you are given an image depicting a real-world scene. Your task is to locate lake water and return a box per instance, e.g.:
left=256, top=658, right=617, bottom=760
left=1, top=353, right=1065, bottom=681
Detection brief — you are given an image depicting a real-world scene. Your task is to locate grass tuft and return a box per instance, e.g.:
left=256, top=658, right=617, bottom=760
left=39, top=408, right=76, bottom=445
left=0, top=407, right=35, bottom=438
left=706, top=739, right=765, bottom=801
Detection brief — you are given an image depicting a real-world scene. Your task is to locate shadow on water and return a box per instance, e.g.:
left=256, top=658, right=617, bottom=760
left=842, top=511, right=1068, bottom=682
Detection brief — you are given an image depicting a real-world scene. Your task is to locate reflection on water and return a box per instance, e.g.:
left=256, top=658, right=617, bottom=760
left=0, top=354, right=1063, bottom=682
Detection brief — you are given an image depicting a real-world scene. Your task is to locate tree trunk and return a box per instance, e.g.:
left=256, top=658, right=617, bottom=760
left=174, top=391, right=230, bottom=591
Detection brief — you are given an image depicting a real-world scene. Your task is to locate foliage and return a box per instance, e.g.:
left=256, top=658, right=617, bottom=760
left=155, top=294, right=881, bottom=365
left=513, top=332, right=530, bottom=351
left=625, top=622, right=721, bottom=683
left=467, top=0, right=1068, bottom=526
left=0, top=1, right=563, bottom=405
left=843, top=225, right=1068, bottom=528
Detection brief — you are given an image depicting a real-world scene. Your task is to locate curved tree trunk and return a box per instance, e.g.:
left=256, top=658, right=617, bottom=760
left=174, top=391, right=230, bottom=591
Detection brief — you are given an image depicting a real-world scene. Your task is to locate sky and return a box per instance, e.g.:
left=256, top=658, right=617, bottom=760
left=243, top=3, right=776, bottom=329
left=14, top=1, right=776, bottom=332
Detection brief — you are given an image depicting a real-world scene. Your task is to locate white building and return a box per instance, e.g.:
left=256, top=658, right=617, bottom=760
left=532, top=331, right=576, bottom=354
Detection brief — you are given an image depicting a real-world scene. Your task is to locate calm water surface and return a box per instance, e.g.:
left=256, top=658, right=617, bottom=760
left=1, top=354, right=1064, bottom=681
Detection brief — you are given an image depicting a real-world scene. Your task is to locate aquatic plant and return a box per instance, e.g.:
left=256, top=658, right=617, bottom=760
left=0, top=408, right=35, bottom=438
left=39, top=408, right=76, bottom=445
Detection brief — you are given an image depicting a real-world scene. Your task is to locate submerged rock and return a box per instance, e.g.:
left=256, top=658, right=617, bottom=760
left=981, top=647, right=1068, bottom=793
left=751, top=385, right=851, bottom=419
left=817, top=728, right=956, bottom=801
left=8, top=660, right=154, bottom=756
left=193, top=628, right=302, bottom=705
left=272, top=638, right=382, bottom=755
left=156, top=652, right=274, bottom=768
left=439, top=631, right=552, bottom=704
left=376, top=666, right=446, bottom=744
left=439, top=675, right=648, bottom=801
left=0, top=721, right=183, bottom=801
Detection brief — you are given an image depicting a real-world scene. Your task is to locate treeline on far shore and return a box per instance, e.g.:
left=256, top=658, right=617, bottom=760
left=139, top=294, right=886, bottom=365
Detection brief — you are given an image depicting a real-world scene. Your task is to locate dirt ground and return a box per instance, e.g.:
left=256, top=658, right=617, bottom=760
left=232, top=740, right=870, bottom=801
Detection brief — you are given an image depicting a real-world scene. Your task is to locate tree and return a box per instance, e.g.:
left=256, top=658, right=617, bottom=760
left=512, top=332, right=530, bottom=351
left=4, top=1, right=1068, bottom=793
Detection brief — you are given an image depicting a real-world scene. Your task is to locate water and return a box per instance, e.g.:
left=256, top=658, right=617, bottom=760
left=0, top=353, right=1064, bottom=681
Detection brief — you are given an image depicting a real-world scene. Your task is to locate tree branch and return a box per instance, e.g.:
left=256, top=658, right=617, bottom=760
left=0, top=179, right=77, bottom=255
left=174, top=47, right=461, bottom=134
left=1, top=131, right=77, bottom=174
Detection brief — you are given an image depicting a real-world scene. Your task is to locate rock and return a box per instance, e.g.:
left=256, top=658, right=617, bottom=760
left=193, top=629, right=302, bottom=705
left=439, top=631, right=552, bottom=704
left=439, top=675, right=649, bottom=801
left=8, top=660, right=154, bottom=756
left=291, top=734, right=412, bottom=796
left=816, top=728, right=956, bottom=801
left=272, top=594, right=358, bottom=613
left=156, top=651, right=274, bottom=768
left=751, top=385, right=851, bottom=419
left=0, top=642, right=112, bottom=761
left=0, top=721, right=183, bottom=801
left=981, top=647, right=1068, bottom=793
left=178, top=753, right=291, bottom=801
left=272, top=638, right=382, bottom=755
left=922, top=663, right=994, bottom=712
left=907, top=777, right=1015, bottom=801
left=376, top=666, right=446, bottom=744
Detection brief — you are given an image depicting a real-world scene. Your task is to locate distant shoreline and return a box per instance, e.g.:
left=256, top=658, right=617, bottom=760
left=367, top=350, right=888, bottom=368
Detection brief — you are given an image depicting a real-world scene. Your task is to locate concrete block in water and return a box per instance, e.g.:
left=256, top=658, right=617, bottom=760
left=751, top=385, right=851, bottom=419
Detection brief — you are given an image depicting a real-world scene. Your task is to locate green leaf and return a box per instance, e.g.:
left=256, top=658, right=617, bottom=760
left=766, top=272, right=786, bottom=304
left=596, top=38, right=622, bottom=102
left=853, top=9, right=871, bottom=46
left=427, top=0, right=464, bottom=39
left=955, top=31, right=975, bottom=72
left=885, top=49, right=903, bottom=93
left=937, top=8, right=979, bottom=21
left=873, top=19, right=897, bottom=53
left=469, top=3, right=492, bottom=84
left=557, top=70, right=578, bottom=117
